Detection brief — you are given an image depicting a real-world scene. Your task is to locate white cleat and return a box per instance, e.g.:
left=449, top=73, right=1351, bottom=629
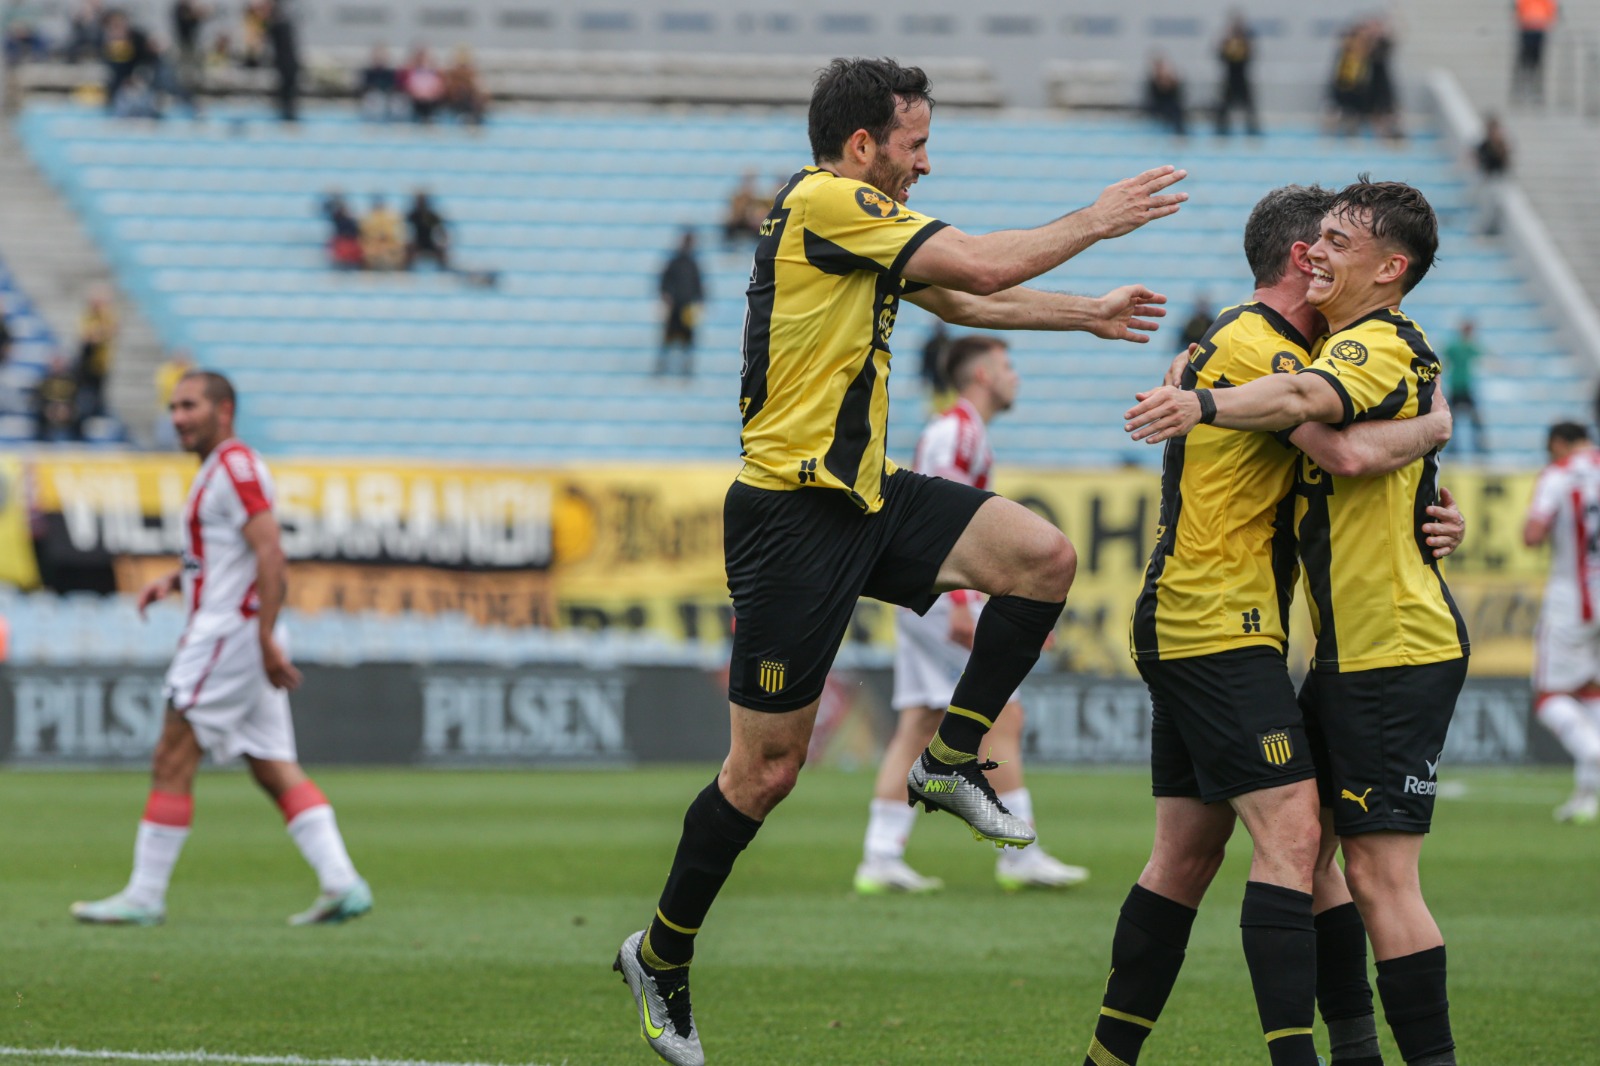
left=289, top=877, right=373, bottom=926
left=1554, top=793, right=1599, bottom=824
left=853, top=858, right=945, bottom=895
left=70, top=892, right=165, bottom=926
left=996, top=849, right=1090, bottom=892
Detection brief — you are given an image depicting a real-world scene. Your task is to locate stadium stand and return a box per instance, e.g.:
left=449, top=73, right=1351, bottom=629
left=0, top=256, right=54, bottom=441
left=14, top=102, right=1581, bottom=467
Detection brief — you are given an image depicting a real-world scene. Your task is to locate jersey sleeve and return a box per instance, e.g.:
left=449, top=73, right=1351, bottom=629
left=1529, top=465, right=1567, bottom=522
left=802, top=177, right=949, bottom=278
left=915, top=413, right=981, bottom=486
left=219, top=447, right=273, bottom=520
left=1301, top=326, right=1416, bottom=428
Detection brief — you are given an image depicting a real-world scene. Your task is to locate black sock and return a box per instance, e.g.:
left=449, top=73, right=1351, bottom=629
left=1317, top=903, right=1384, bottom=1065
left=1376, top=946, right=1455, bottom=1065
left=1240, top=881, right=1318, bottom=1066
left=643, top=779, right=761, bottom=969
left=932, top=595, right=1063, bottom=761
left=1083, top=884, right=1198, bottom=1066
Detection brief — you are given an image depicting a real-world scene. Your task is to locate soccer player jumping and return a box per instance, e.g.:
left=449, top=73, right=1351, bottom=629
left=615, top=56, right=1186, bottom=1065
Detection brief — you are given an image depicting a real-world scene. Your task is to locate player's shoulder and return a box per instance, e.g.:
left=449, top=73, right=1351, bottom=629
left=1330, top=308, right=1436, bottom=364
left=1205, top=302, right=1312, bottom=378
left=801, top=167, right=934, bottom=226
left=215, top=439, right=269, bottom=483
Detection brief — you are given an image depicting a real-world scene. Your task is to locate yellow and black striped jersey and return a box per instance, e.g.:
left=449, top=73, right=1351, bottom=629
left=1132, top=302, right=1312, bottom=662
left=1294, top=307, right=1469, bottom=672
left=736, top=167, right=948, bottom=513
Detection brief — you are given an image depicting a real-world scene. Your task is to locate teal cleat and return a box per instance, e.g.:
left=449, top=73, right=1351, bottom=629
left=70, top=892, right=165, bottom=927
left=289, top=877, right=373, bottom=926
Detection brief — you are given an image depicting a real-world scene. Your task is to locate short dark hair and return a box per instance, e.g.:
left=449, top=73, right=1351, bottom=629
left=809, top=57, right=934, bottom=164
left=1243, top=184, right=1335, bottom=288
left=942, top=335, right=1005, bottom=390
left=1549, top=421, right=1590, bottom=447
left=180, top=369, right=237, bottom=411
left=1330, top=175, right=1438, bottom=294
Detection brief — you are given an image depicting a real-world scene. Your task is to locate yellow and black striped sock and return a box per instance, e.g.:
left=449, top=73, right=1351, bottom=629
left=933, top=595, right=1063, bottom=759
left=1240, top=881, right=1318, bottom=1066
left=645, top=779, right=761, bottom=968
left=1376, top=946, right=1455, bottom=1065
left=1317, top=902, right=1384, bottom=1065
left=1083, top=885, right=1197, bottom=1066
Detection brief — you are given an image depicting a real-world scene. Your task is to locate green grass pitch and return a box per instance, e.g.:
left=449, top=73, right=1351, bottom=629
left=1, top=766, right=1594, bottom=1065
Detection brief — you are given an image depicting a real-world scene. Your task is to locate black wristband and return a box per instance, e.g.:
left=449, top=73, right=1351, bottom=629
left=1195, top=387, right=1217, bottom=425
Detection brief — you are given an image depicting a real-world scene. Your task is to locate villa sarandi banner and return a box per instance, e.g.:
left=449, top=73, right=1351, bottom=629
left=3, top=452, right=1550, bottom=676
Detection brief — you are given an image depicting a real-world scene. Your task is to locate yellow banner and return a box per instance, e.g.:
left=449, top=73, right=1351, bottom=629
left=0, top=456, right=40, bottom=589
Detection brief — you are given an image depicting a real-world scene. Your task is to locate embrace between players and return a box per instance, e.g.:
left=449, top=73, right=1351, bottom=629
left=617, top=57, right=1470, bottom=1066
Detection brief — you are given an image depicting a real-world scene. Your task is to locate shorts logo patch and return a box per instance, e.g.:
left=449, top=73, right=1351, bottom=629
left=1329, top=339, right=1369, bottom=366
left=1258, top=730, right=1293, bottom=767
left=1340, top=787, right=1373, bottom=812
left=757, top=659, right=788, bottom=695
left=854, top=187, right=900, bottom=218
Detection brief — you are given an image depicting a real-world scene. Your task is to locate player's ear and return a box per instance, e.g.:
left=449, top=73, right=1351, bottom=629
left=845, top=127, right=874, bottom=165
left=1376, top=249, right=1409, bottom=287
left=1288, top=241, right=1315, bottom=275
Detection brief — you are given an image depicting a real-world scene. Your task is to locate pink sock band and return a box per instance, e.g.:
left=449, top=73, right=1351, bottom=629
left=143, top=790, right=194, bottom=828
left=277, top=780, right=328, bottom=824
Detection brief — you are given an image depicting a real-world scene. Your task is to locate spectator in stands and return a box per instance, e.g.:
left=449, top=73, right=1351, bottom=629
left=401, top=46, right=446, bottom=123
left=63, top=0, right=105, bottom=63
left=320, top=192, right=363, bottom=269
left=443, top=46, right=488, bottom=126
left=721, top=171, right=769, bottom=247
left=1214, top=11, right=1260, bottom=135
left=76, top=286, right=117, bottom=419
left=1513, top=0, right=1559, bottom=106
left=238, top=0, right=268, bottom=67
left=656, top=230, right=704, bottom=378
left=359, top=43, right=404, bottom=121
left=1142, top=53, right=1187, bottom=136
left=265, top=0, right=299, bottom=121
left=170, top=0, right=207, bottom=105
left=405, top=192, right=450, bottom=271
left=35, top=354, right=80, bottom=442
left=0, top=296, right=12, bottom=367
left=205, top=30, right=234, bottom=70
left=360, top=195, right=405, bottom=272
left=1326, top=22, right=1370, bottom=136
left=1363, top=16, right=1403, bottom=140
left=1178, top=293, right=1214, bottom=353
left=153, top=349, right=193, bottom=448
left=1443, top=320, right=1489, bottom=456
left=1474, top=113, right=1513, bottom=235
left=100, top=10, right=154, bottom=113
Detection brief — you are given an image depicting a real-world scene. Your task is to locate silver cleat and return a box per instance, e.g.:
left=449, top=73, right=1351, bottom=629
left=906, top=754, right=1036, bottom=849
left=614, top=930, right=705, bottom=1066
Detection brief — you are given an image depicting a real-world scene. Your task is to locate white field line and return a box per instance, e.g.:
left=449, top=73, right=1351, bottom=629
left=0, top=1048, right=561, bottom=1066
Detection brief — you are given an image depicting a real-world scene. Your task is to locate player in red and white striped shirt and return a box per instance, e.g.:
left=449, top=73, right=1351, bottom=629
left=1525, top=420, right=1600, bottom=823
left=856, top=334, right=1089, bottom=893
left=71, top=371, right=372, bottom=926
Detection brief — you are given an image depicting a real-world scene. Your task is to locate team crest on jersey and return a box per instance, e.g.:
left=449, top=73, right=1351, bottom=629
left=1272, top=352, right=1304, bottom=375
left=757, top=659, right=788, bottom=695
left=1329, top=339, right=1368, bottom=366
left=224, top=450, right=256, bottom=481
left=1258, top=730, right=1294, bottom=767
left=855, top=187, right=900, bottom=218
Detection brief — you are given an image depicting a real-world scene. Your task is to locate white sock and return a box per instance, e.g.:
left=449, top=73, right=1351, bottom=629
left=1540, top=695, right=1600, bottom=796
left=287, top=805, right=359, bottom=894
left=125, top=822, right=189, bottom=909
left=864, top=798, right=917, bottom=863
left=998, top=787, right=1035, bottom=828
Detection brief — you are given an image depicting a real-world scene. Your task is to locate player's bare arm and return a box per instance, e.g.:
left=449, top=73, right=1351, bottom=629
left=242, top=511, right=302, bottom=692
left=1290, top=406, right=1451, bottom=479
left=136, top=568, right=182, bottom=619
left=906, top=283, right=1167, bottom=342
left=1525, top=509, right=1555, bottom=547
left=1125, top=371, right=1345, bottom=443
left=902, top=166, right=1188, bottom=295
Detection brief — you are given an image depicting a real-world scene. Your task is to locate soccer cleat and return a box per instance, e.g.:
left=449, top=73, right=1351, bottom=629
left=613, top=930, right=704, bottom=1066
left=288, top=877, right=373, bottom=926
left=995, top=849, right=1090, bottom=891
left=70, top=892, right=165, bottom=926
left=906, top=753, right=1036, bottom=849
left=853, top=858, right=944, bottom=895
left=1554, top=793, right=1599, bottom=824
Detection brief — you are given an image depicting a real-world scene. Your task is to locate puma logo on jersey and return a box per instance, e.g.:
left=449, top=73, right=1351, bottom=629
left=1341, top=787, right=1373, bottom=812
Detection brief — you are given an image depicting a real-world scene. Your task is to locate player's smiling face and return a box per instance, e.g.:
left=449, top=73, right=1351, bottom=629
left=169, top=377, right=221, bottom=455
left=1306, top=208, right=1408, bottom=329
left=864, top=98, right=931, bottom=205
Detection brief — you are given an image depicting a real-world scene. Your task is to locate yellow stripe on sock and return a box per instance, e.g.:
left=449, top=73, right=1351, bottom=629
left=928, top=733, right=977, bottom=766
left=945, top=704, right=996, bottom=729
left=640, top=931, right=689, bottom=972
left=1087, top=1037, right=1134, bottom=1066
left=654, top=908, right=699, bottom=935
left=1099, top=1006, right=1156, bottom=1030
left=1263, top=1027, right=1315, bottom=1043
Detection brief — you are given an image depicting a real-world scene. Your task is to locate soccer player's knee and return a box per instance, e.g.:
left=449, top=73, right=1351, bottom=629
left=1341, top=844, right=1411, bottom=904
left=758, top=760, right=802, bottom=805
left=1030, top=531, right=1076, bottom=601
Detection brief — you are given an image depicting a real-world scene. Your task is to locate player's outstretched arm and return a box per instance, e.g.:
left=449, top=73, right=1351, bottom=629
left=242, top=511, right=302, bottom=692
left=1124, top=372, right=1344, bottom=443
left=1290, top=405, right=1451, bottom=478
left=906, top=283, right=1166, bottom=341
left=902, top=166, right=1188, bottom=295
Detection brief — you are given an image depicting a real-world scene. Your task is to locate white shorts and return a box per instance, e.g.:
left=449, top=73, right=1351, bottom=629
left=164, top=626, right=297, bottom=764
left=1532, top=613, right=1600, bottom=694
left=891, top=599, right=1019, bottom=712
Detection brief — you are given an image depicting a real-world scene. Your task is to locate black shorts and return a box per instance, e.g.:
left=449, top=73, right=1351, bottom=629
left=1139, top=645, right=1315, bottom=804
left=725, top=470, right=992, bottom=712
left=1301, top=657, right=1467, bottom=836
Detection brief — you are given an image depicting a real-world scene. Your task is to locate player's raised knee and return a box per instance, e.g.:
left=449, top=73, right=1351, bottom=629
left=1028, top=529, right=1076, bottom=602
